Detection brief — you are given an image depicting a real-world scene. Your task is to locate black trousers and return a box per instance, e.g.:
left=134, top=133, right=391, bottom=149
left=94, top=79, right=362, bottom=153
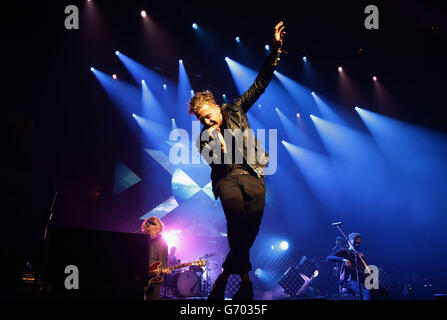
left=216, top=174, right=266, bottom=274
left=144, top=284, right=161, bottom=300
left=343, top=281, right=371, bottom=300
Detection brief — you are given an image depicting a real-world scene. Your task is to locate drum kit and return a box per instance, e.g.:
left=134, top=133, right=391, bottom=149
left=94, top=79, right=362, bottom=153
left=162, top=252, right=219, bottom=299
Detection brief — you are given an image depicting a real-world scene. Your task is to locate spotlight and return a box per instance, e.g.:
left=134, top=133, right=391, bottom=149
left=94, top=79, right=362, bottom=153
left=192, top=23, right=198, bottom=30
left=115, top=50, right=120, bottom=55
left=265, top=44, right=270, bottom=51
left=112, top=74, right=117, bottom=80
left=280, top=241, right=289, bottom=250
left=255, top=268, right=262, bottom=277
left=190, top=89, right=194, bottom=96
left=310, top=114, right=314, bottom=118
left=163, top=84, right=167, bottom=90
left=281, top=140, right=285, bottom=144
left=141, top=79, right=145, bottom=84
left=132, top=113, right=136, bottom=117
left=275, top=107, right=279, bottom=111
left=90, top=67, right=94, bottom=71
left=302, top=56, right=307, bottom=62
left=271, top=245, right=275, bottom=250
left=222, top=94, right=226, bottom=99
left=297, top=113, right=300, bottom=118
left=225, top=57, right=229, bottom=61
left=235, top=36, right=240, bottom=43
left=373, top=76, right=377, bottom=81
left=140, top=10, right=147, bottom=18
left=162, top=230, right=180, bottom=249
left=311, top=91, right=315, bottom=95
left=179, top=59, right=183, bottom=63
left=338, top=66, right=343, bottom=72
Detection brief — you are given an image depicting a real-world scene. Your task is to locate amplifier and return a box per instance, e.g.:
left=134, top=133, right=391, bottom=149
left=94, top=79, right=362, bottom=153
left=41, top=226, right=149, bottom=299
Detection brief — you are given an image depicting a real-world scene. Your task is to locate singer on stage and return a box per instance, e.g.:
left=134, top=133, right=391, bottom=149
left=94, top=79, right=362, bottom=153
left=188, top=22, right=286, bottom=300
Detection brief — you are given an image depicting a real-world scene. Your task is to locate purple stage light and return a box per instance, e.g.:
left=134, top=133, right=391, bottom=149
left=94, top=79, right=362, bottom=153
left=162, top=229, right=182, bottom=250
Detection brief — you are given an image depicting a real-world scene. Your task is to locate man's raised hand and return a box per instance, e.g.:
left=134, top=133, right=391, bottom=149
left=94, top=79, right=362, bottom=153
left=273, top=21, right=286, bottom=52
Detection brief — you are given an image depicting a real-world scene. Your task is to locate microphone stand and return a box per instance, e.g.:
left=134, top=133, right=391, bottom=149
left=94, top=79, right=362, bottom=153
left=43, top=192, right=58, bottom=241
left=333, top=224, right=363, bottom=300
left=24, top=192, right=58, bottom=294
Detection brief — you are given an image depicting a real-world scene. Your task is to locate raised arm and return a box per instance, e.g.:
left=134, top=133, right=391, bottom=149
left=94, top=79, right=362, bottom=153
left=232, top=21, right=286, bottom=113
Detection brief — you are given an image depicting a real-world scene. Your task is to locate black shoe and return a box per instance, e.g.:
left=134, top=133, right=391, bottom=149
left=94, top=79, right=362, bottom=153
left=207, top=278, right=227, bottom=300
left=232, top=281, right=253, bottom=300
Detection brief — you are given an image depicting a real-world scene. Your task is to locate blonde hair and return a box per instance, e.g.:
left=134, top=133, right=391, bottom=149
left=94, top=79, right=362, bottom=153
left=141, top=216, right=164, bottom=235
left=188, top=91, right=217, bottom=115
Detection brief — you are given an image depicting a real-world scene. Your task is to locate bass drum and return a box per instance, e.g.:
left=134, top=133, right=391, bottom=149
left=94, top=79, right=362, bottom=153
left=173, top=271, right=201, bottom=297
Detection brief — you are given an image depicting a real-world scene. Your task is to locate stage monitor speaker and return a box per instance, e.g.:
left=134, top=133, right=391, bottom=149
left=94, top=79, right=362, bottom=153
left=41, top=226, right=149, bottom=299
left=278, top=256, right=319, bottom=297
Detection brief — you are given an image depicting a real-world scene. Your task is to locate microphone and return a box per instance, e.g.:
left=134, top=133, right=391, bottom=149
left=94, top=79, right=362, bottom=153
left=207, top=126, right=221, bottom=139
left=148, top=219, right=157, bottom=226
left=208, top=126, right=227, bottom=153
left=331, top=222, right=343, bottom=226
left=134, top=219, right=157, bottom=233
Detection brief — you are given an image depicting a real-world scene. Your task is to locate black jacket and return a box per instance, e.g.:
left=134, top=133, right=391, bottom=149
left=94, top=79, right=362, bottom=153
left=148, top=235, right=168, bottom=268
left=198, top=49, right=280, bottom=199
left=327, top=248, right=367, bottom=283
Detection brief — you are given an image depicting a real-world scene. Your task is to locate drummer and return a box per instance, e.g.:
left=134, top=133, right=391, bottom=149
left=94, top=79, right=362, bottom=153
left=168, top=246, right=180, bottom=266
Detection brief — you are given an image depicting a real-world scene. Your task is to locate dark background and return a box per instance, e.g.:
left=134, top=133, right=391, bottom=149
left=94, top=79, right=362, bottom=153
left=2, top=0, right=446, bottom=298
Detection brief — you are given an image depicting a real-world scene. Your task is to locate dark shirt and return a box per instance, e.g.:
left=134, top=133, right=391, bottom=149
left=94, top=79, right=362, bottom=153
left=330, top=245, right=346, bottom=277
left=221, top=117, right=252, bottom=176
left=148, top=235, right=168, bottom=269
left=327, top=248, right=367, bottom=283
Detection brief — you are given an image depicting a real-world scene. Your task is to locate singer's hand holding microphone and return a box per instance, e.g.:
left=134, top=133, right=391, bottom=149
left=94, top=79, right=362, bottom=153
left=208, top=126, right=227, bottom=153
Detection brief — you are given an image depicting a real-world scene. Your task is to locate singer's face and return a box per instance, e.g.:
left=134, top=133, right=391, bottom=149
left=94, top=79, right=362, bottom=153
left=148, top=226, right=160, bottom=239
left=196, top=104, right=223, bottom=129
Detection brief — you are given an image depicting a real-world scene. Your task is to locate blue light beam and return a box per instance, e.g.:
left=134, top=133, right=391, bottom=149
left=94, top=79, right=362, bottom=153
left=311, top=92, right=346, bottom=125
left=225, top=58, right=293, bottom=119
left=177, top=59, right=194, bottom=126
left=91, top=67, right=141, bottom=117
left=141, top=79, right=169, bottom=124
left=282, top=141, right=345, bottom=212
left=274, top=71, right=317, bottom=115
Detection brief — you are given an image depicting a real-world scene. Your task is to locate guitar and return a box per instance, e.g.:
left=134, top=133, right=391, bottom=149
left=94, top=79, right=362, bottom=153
left=339, top=250, right=373, bottom=278
left=147, top=259, right=206, bottom=285
left=357, top=253, right=373, bottom=275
